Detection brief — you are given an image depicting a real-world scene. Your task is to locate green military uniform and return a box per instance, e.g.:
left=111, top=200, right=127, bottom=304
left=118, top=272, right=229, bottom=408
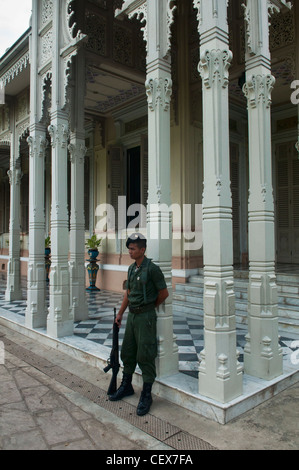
left=121, top=256, right=167, bottom=384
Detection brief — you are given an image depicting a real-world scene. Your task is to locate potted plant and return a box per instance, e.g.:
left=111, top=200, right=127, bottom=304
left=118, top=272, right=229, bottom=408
left=85, top=234, right=102, bottom=260
left=85, top=234, right=102, bottom=291
left=45, top=236, right=51, bottom=283
left=45, top=236, right=51, bottom=256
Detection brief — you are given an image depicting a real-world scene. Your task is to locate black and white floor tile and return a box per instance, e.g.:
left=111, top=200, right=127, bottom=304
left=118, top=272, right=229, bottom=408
left=0, top=276, right=298, bottom=379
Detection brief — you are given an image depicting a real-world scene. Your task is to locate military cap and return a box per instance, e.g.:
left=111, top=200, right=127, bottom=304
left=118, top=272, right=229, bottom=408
left=126, top=232, right=147, bottom=248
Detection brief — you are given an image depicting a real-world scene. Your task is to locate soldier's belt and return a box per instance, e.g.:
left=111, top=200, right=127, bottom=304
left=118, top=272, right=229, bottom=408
left=129, top=303, right=156, bottom=314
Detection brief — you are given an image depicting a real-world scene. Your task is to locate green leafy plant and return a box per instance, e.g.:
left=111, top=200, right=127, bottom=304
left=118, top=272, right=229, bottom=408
left=45, top=236, right=51, bottom=248
left=85, top=234, right=102, bottom=250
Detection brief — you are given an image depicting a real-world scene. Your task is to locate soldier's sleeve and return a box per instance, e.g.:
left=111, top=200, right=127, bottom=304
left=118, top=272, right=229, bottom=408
left=127, top=264, right=132, bottom=291
left=150, top=263, right=167, bottom=291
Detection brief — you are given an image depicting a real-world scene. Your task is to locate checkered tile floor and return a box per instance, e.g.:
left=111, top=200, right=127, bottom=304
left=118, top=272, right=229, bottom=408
left=0, top=275, right=298, bottom=379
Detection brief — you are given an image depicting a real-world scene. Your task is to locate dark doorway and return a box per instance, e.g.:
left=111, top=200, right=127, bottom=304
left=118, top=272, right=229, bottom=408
left=127, top=146, right=141, bottom=225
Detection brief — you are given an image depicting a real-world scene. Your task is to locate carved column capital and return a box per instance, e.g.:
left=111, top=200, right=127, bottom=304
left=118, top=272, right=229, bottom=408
left=27, top=134, right=47, bottom=158
left=199, top=49, right=232, bottom=89
left=7, top=167, right=22, bottom=186
left=243, top=74, right=275, bottom=109
left=48, top=122, right=69, bottom=149
left=68, top=141, right=87, bottom=164
left=127, top=1, right=148, bottom=50
left=145, top=77, right=172, bottom=112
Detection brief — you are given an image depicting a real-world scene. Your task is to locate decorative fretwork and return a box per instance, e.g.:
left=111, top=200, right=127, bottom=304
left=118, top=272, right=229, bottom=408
left=113, top=0, right=124, bottom=10
left=0, top=106, right=9, bottom=134
left=67, top=0, right=84, bottom=39
left=269, top=9, right=295, bottom=51
left=16, top=92, right=29, bottom=124
left=85, top=12, right=107, bottom=56
left=136, top=28, right=146, bottom=72
left=127, top=2, right=147, bottom=52
left=0, top=52, right=29, bottom=87
left=41, top=29, right=53, bottom=67
left=41, top=72, right=52, bottom=125
left=88, top=0, right=108, bottom=8
left=113, top=24, right=133, bottom=66
left=17, top=120, right=30, bottom=140
left=94, top=84, right=145, bottom=113
left=41, top=0, right=53, bottom=26
left=243, top=0, right=293, bottom=56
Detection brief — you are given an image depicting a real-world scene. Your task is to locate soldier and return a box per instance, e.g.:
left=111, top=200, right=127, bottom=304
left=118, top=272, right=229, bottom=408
left=109, top=233, right=169, bottom=416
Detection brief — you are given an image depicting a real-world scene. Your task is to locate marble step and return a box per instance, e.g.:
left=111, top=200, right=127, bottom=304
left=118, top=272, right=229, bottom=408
left=183, top=275, right=299, bottom=304
left=173, top=277, right=299, bottom=335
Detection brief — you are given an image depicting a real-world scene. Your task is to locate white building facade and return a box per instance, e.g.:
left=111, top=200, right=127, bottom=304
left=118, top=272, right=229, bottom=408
left=0, top=0, right=298, bottom=410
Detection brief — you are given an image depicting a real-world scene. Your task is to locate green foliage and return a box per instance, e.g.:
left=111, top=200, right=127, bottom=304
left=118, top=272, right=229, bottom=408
left=85, top=234, right=102, bottom=250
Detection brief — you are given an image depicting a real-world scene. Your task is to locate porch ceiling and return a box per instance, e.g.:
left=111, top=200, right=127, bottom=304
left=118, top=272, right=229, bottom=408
left=3, top=66, right=30, bottom=97
left=84, top=63, right=145, bottom=116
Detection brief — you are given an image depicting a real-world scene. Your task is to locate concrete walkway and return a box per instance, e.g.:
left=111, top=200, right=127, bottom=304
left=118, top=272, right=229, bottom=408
left=0, top=323, right=298, bottom=451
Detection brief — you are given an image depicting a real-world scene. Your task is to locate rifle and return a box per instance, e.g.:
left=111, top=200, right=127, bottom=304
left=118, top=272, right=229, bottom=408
left=103, top=308, right=120, bottom=395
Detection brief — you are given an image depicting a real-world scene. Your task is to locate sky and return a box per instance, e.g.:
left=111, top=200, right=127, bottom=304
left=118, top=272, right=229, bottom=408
left=0, top=0, right=32, bottom=58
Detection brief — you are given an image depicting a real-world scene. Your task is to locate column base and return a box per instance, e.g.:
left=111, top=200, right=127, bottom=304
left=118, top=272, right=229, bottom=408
left=5, top=261, right=22, bottom=301
left=244, top=326, right=283, bottom=381
left=25, top=302, right=47, bottom=330
left=156, top=342, right=179, bottom=379
left=198, top=371, right=243, bottom=404
left=5, top=290, right=22, bottom=302
left=198, top=330, right=243, bottom=403
left=69, top=262, right=89, bottom=322
left=155, top=302, right=179, bottom=379
left=245, top=273, right=283, bottom=380
left=47, top=316, right=74, bottom=338
left=26, top=262, right=47, bottom=329
left=5, top=285, right=22, bottom=302
left=244, top=351, right=283, bottom=381
left=71, top=287, right=89, bottom=322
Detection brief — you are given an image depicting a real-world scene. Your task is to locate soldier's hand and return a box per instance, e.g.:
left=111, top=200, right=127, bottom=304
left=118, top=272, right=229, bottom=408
left=115, top=313, right=122, bottom=327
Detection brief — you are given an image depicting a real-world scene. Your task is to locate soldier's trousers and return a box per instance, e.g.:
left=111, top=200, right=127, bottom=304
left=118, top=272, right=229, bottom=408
left=121, top=309, right=157, bottom=384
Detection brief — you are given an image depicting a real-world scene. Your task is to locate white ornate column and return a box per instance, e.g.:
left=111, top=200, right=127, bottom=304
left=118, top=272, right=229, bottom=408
left=193, top=0, right=243, bottom=402
left=26, top=126, right=47, bottom=329
left=47, top=111, right=73, bottom=337
left=5, top=132, right=22, bottom=301
left=242, top=0, right=289, bottom=380
left=68, top=49, right=88, bottom=322
left=25, top=0, right=48, bottom=328
left=116, top=0, right=178, bottom=377
left=68, top=134, right=88, bottom=321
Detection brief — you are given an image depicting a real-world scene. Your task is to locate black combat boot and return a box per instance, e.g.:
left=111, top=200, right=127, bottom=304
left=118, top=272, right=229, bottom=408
left=109, top=373, right=134, bottom=401
left=137, top=383, right=153, bottom=416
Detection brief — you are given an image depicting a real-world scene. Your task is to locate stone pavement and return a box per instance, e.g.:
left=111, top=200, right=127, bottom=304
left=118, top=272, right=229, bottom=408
left=0, top=323, right=298, bottom=451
